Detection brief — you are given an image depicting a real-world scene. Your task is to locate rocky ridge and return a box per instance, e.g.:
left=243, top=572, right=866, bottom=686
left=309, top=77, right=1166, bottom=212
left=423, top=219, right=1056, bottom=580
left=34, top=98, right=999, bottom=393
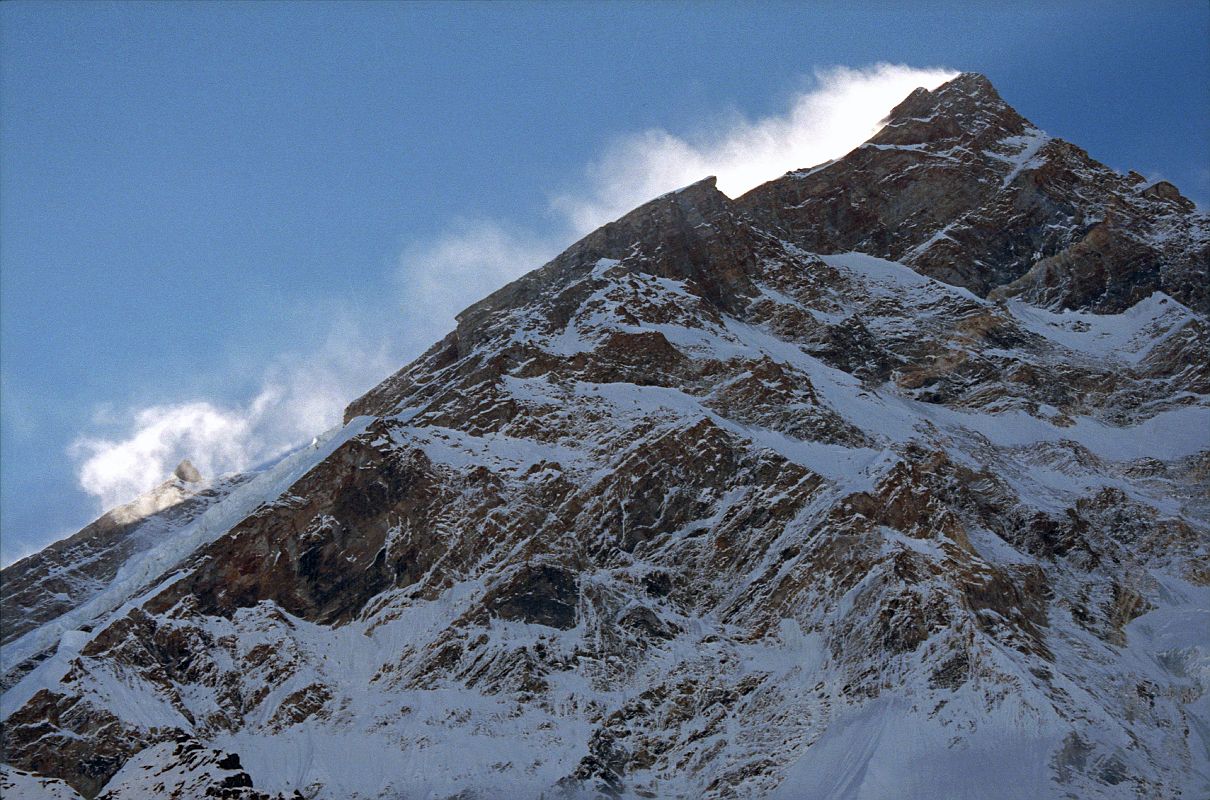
left=1, top=73, right=1207, bottom=799
left=0, top=463, right=242, bottom=653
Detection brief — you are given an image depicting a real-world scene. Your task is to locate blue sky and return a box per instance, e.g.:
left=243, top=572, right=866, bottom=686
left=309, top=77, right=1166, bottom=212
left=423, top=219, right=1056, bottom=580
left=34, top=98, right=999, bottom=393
left=2, top=1, right=1207, bottom=563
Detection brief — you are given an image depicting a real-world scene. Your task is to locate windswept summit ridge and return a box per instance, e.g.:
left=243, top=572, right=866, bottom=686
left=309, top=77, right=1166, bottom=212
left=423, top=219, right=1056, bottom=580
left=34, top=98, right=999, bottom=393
left=738, top=71, right=1206, bottom=311
left=2, top=73, right=1207, bottom=800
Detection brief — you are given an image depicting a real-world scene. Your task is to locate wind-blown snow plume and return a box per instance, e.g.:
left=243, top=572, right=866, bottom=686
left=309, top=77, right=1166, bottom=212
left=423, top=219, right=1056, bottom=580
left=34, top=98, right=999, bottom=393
left=72, top=401, right=253, bottom=507
left=70, top=325, right=398, bottom=511
left=394, top=219, right=562, bottom=347
left=70, top=63, right=954, bottom=514
left=392, top=63, right=956, bottom=340
left=554, top=63, right=956, bottom=234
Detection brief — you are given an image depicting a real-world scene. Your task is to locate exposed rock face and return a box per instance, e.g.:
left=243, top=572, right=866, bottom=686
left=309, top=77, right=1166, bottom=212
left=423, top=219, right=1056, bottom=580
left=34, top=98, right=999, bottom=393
left=94, top=738, right=299, bottom=800
left=737, top=73, right=1208, bottom=313
left=173, top=460, right=204, bottom=484
left=2, top=73, right=1208, bottom=799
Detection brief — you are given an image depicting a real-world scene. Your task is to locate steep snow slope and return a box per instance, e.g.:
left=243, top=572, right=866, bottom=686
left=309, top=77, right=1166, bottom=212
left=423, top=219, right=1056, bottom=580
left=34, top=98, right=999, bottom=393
left=1, top=73, right=1207, bottom=799
left=1, top=462, right=236, bottom=652
left=0, top=423, right=367, bottom=717
left=1, top=765, right=84, bottom=800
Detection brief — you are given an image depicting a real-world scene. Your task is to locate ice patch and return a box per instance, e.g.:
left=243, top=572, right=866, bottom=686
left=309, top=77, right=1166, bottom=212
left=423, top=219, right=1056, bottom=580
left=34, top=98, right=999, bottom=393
left=1007, top=292, right=1196, bottom=364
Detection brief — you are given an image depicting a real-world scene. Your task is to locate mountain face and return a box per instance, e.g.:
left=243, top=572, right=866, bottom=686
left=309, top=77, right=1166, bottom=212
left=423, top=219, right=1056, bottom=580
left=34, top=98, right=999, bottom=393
left=2, top=73, right=1207, bottom=800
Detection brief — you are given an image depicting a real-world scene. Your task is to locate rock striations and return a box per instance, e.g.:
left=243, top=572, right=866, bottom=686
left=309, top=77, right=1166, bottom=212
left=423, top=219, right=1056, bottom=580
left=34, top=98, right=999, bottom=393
left=1, top=74, right=1207, bottom=799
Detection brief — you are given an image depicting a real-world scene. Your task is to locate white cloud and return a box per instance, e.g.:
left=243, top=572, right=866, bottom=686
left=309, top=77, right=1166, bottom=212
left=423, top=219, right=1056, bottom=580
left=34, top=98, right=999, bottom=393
left=394, top=219, right=563, bottom=346
left=72, top=402, right=253, bottom=508
left=388, top=63, right=956, bottom=356
left=72, top=220, right=566, bottom=514
left=553, top=63, right=957, bottom=234
left=68, top=64, right=955, bottom=514
left=69, top=322, right=400, bottom=510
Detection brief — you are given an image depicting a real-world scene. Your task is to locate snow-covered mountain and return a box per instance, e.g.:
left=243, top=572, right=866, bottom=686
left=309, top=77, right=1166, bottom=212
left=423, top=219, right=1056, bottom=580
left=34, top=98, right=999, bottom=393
left=2, top=73, right=1207, bottom=799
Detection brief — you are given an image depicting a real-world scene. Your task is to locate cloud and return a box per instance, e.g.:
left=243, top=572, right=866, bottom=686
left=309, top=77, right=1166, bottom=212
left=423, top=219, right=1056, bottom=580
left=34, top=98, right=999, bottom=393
left=553, top=63, right=957, bottom=234
left=67, top=218, right=564, bottom=514
left=67, top=63, right=955, bottom=514
left=72, top=402, right=254, bottom=508
left=69, top=321, right=400, bottom=511
left=394, top=219, right=563, bottom=346
left=389, top=64, right=956, bottom=339
left=389, top=63, right=956, bottom=351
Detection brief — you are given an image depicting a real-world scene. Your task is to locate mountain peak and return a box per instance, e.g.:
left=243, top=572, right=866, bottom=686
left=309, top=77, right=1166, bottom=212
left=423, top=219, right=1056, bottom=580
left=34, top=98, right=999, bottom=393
left=873, top=70, right=1029, bottom=147
left=906, top=71, right=1006, bottom=110
left=735, top=71, right=1205, bottom=309
left=944, top=70, right=999, bottom=94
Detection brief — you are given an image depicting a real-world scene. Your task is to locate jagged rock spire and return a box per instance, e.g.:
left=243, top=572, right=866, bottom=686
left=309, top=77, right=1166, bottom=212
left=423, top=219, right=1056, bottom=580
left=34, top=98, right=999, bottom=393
left=173, top=459, right=202, bottom=483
